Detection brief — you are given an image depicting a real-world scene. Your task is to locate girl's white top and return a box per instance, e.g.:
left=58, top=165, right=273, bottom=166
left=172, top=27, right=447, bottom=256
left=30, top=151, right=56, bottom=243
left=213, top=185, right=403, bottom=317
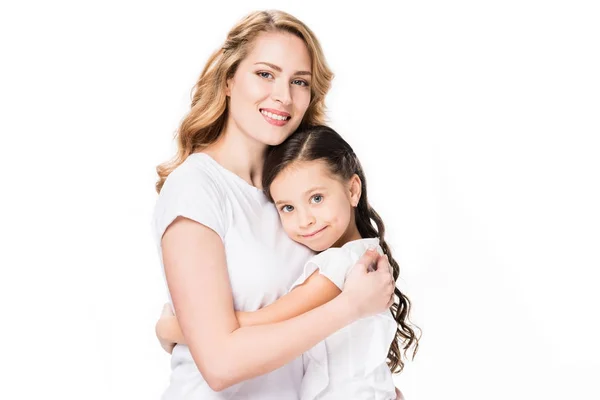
left=296, top=238, right=397, bottom=400
left=153, top=153, right=314, bottom=399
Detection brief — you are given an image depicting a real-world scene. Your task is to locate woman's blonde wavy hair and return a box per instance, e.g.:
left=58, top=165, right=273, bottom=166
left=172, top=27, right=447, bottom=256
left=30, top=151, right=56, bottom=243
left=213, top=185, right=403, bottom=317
left=156, top=10, right=334, bottom=193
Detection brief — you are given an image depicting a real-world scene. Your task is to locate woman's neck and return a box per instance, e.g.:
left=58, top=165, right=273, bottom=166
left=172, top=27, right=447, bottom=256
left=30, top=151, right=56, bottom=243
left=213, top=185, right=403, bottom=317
left=203, top=122, right=267, bottom=189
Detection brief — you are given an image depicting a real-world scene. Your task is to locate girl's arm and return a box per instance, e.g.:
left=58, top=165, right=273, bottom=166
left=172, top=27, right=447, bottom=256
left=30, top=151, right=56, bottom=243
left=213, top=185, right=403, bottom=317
left=156, top=270, right=341, bottom=346
left=161, top=216, right=393, bottom=391
left=238, top=271, right=341, bottom=326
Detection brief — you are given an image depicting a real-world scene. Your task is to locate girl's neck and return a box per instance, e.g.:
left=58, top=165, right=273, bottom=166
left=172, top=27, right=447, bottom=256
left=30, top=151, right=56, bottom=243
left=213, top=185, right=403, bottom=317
left=331, top=220, right=362, bottom=248
left=203, top=120, right=267, bottom=189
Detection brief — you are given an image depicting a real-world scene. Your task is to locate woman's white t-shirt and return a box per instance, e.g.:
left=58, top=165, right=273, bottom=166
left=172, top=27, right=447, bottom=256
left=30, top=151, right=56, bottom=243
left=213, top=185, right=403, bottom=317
left=153, top=153, right=314, bottom=399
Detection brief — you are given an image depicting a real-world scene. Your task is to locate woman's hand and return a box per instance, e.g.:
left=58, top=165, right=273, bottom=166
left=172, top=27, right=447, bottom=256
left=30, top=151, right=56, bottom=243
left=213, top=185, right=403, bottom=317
left=341, top=249, right=395, bottom=320
left=156, top=303, right=177, bottom=354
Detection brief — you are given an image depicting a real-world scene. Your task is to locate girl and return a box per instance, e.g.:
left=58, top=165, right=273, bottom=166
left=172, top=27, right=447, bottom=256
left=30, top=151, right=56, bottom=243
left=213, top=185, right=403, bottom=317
left=158, top=125, right=419, bottom=399
left=153, top=9, right=397, bottom=399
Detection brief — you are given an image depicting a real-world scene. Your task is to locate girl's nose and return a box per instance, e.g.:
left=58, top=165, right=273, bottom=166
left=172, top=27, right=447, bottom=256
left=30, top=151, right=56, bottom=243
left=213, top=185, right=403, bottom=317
left=298, top=210, right=316, bottom=228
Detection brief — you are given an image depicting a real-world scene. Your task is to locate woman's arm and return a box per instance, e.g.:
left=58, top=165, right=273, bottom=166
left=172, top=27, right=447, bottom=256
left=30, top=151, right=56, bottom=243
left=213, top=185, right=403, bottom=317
left=156, top=271, right=341, bottom=345
left=162, top=216, right=393, bottom=391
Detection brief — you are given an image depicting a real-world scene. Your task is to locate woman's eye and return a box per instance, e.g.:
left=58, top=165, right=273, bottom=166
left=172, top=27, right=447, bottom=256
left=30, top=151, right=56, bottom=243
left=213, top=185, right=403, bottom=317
left=311, top=195, right=323, bottom=204
left=292, top=79, right=309, bottom=87
left=258, top=71, right=274, bottom=79
left=281, top=205, right=294, bottom=213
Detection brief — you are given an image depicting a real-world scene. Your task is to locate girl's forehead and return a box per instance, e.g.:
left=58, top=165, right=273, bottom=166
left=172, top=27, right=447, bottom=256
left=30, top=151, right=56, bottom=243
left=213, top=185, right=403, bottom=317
left=279, top=160, right=331, bottom=179
left=271, top=160, right=345, bottom=196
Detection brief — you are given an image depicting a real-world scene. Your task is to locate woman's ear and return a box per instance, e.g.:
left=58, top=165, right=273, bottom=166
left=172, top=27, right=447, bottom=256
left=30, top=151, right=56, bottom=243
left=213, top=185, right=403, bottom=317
left=349, top=174, right=362, bottom=207
left=225, top=78, right=232, bottom=97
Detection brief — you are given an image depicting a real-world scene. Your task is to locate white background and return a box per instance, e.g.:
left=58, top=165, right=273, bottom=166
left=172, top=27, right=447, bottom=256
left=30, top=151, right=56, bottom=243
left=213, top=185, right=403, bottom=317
left=1, top=1, right=599, bottom=399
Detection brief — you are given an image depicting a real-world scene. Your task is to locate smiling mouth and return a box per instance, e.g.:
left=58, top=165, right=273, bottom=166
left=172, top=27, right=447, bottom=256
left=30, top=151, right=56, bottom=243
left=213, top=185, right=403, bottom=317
left=260, top=109, right=291, bottom=126
left=301, top=226, right=328, bottom=238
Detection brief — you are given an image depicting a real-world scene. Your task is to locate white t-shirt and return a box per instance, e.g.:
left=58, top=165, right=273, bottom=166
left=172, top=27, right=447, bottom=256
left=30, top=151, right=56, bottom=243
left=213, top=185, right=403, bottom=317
left=293, top=238, right=397, bottom=400
left=153, top=153, right=314, bottom=399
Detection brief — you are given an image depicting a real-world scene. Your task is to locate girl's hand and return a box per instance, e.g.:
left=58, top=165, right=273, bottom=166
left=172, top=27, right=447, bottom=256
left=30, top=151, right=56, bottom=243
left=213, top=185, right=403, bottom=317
left=156, top=303, right=176, bottom=354
left=341, top=249, right=395, bottom=320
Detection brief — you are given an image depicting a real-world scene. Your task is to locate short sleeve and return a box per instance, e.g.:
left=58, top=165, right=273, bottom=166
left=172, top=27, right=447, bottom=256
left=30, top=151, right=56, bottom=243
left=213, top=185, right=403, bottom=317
left=153, top=165, right=230, bottom=242
left=289, top=248, right=354, bottom=291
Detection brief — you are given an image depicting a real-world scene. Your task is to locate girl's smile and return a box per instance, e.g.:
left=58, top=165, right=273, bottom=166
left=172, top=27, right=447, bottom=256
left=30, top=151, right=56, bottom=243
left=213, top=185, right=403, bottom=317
left=300, top=226, right=329, bottom=239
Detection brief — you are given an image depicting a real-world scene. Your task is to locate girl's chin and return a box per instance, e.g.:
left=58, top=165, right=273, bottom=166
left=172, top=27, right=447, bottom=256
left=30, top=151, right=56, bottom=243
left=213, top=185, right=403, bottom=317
left=305, top=240, right=334, bottom=253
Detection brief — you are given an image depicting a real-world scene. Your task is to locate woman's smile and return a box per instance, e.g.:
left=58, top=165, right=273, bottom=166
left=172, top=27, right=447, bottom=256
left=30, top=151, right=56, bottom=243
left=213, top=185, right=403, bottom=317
left=260, top=108, right=292, bottom=126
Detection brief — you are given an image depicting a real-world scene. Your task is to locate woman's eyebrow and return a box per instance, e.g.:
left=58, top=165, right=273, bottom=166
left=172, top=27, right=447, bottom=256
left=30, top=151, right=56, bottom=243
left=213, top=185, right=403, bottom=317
left=254, top=62, right=311, bottom=76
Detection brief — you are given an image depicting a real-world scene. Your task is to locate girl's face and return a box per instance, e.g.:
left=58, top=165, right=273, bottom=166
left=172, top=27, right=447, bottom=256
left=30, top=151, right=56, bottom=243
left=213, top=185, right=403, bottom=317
left=270, top=160, right=362, bottom=252
left=225, top=31, right=312, bottom=147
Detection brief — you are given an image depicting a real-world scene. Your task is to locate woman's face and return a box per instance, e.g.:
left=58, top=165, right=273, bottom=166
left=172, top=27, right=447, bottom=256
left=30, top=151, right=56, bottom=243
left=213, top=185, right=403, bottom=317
left=226, top=31, right=312, bottom=147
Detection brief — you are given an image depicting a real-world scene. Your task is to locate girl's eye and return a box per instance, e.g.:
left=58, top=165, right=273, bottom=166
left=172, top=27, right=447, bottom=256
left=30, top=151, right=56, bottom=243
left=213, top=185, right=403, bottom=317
left=292, top=79, right=309, bottom=87
left=311, top=195, right=323, bottom=204
left=281, top=205, right=294, bottom=213
left=258, top=71, right=274, bottom=79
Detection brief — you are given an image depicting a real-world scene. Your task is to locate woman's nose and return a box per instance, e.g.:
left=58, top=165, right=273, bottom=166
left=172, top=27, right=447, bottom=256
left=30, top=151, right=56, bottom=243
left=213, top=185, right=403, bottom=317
left=271, top=80, right=292, bottom=106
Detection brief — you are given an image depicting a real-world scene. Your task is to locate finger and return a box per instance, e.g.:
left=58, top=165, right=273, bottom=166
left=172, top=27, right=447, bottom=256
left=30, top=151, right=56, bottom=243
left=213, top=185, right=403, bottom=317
left=384, top=254, right=395, bottom=276
left=375, top=254, right=391, bottom=276
left=387, top=285, right=395, bottom=308
left=357, top=248, right=380, bottom=272
left=380, top=255, right=396, bottom=287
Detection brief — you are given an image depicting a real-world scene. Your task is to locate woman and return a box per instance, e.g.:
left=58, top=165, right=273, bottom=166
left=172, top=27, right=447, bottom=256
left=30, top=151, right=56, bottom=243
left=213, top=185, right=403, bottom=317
left=153, top=10, right=397, bottom=399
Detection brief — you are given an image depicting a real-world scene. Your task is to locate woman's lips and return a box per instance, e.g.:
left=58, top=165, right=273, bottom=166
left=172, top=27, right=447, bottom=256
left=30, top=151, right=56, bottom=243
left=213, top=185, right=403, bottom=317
left=260, top=108, right=291, bottom=127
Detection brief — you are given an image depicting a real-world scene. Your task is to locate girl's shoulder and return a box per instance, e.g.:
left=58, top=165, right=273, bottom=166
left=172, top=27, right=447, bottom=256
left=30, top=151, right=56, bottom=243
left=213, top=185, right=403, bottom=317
left=337, top=237, right=383, bottom=260
left=300, top=238, right=382, bottom=290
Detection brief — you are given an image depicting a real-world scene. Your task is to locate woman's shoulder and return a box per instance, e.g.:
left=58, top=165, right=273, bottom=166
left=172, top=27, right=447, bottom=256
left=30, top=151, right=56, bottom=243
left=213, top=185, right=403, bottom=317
left=153, top=154, right=231, bottom=241
left=155, top=154, right=229, bottom=213
left=164, top=153, right=220, bottom=185
left=159, top=153, right=226, bottom=198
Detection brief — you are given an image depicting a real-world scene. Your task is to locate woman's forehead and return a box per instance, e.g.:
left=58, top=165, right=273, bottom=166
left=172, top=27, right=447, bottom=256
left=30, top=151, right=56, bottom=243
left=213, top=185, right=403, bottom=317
left=244, top=32, right=312, bottom=73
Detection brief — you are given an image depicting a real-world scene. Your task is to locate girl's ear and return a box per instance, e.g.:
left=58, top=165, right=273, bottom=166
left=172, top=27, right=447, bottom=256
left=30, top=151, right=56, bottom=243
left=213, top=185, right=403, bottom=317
left=349, top=174, right=362, bottom=207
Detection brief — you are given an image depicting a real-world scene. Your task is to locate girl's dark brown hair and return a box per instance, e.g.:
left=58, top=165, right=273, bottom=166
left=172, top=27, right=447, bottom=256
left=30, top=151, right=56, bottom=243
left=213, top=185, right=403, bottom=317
left=263, top=125, right=420, bottom=373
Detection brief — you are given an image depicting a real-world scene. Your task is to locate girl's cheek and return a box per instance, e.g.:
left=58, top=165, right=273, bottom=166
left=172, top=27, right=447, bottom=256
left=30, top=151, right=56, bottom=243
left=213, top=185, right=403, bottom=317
left=283, top=221, right=295, bottom=237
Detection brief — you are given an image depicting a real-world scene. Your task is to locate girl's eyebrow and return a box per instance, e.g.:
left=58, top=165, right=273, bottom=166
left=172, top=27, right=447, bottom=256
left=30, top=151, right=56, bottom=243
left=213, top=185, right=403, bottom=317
left=274, top=186, right=327, bottom=206
left=303, top=186, right=327, bottom=196
left=254, top=62, right=311, bottom=76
